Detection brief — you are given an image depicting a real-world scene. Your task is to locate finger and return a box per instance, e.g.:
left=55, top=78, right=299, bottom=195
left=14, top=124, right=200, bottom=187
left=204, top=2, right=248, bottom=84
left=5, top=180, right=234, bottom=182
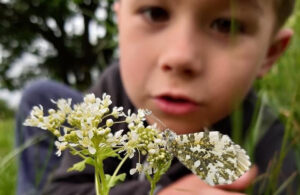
left=158, top=175, right=247, bottom=195
left=217, top=165, right=258, bottom=191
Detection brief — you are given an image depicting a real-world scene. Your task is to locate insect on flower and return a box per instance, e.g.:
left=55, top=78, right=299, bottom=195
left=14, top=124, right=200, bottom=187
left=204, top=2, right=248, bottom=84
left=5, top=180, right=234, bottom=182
left=163, top=129, right=251, bottom=186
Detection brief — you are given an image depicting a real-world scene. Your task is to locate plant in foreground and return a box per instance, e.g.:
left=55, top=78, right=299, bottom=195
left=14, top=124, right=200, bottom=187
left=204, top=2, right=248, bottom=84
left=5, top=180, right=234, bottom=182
left=24, top=93, right=251, bottom=195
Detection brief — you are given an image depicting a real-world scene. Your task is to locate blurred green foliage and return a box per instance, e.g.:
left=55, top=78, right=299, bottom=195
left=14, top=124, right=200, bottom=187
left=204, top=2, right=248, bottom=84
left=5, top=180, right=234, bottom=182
left=0, top=99, right=15, bottom=119
left=0, top=118, right=16, bottom=195
left=252, top=1, right=300, bottom=193
left=256, top=0, right=300, bottom=152
left=0, top=0, right=117, bottom=91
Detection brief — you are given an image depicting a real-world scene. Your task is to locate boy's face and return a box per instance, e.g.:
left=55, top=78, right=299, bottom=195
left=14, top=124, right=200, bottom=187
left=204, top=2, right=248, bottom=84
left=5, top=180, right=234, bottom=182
left=115, top=0, right=290, bottom=134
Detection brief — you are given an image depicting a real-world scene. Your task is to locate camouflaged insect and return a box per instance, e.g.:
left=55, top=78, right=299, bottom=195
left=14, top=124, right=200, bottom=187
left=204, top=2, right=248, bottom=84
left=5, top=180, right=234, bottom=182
left=163, top=129, right=251, bottom=186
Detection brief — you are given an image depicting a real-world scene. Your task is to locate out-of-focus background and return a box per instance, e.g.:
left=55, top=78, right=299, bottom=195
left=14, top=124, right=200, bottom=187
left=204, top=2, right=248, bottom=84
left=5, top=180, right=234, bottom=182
left=0, top=0, right=118, bottom=194
left=0, top=0, right=299, bottom=194
left=0, top=0, right=118, bottom=108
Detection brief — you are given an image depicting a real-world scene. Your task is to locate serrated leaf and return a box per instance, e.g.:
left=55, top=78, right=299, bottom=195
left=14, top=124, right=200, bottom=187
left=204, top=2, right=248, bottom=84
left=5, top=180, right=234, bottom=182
left=81, top=149, right=91, bottom=156
left=67, top=159, right=86, bottom=172
left=70, top=149, right=80, bottom=156
left=85, top=157, right=95, bottom=166
left=106, top=173, right=126, bottom=188
left=98, top=147, right=120, bottom=161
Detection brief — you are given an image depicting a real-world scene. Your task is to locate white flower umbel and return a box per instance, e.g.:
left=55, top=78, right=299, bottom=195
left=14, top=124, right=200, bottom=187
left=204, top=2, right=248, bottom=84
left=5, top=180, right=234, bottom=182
left=24, top=93, right=132, bottom=195
left=126, top=123, right=173, bottom=195
left=24, top=93, right=173, bottom=195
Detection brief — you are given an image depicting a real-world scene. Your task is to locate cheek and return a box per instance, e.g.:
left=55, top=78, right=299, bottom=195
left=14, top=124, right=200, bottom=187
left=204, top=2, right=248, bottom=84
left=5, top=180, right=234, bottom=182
left=119, top=28, right=155, bottom=107
left=207, top=44, right=264, bottom=108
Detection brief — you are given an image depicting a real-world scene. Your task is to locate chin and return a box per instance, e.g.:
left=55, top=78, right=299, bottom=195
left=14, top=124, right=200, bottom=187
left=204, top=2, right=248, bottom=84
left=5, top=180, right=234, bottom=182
left=145, top=109, right=209, bottom=134
left=168, top=126, right=204, bottom=135
left=158, top=119, right=205, bottom=135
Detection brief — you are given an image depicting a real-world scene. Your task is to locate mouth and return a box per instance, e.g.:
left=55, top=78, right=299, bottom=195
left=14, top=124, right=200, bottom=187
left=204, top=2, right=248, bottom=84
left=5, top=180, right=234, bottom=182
left=154, top=94, right=198, bottom=115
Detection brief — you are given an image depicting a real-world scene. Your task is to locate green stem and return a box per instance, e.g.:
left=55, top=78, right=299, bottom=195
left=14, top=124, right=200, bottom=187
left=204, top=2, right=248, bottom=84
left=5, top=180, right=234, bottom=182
left=145, top=174, right=156, bottom=195
left=113, top=120, right=127, bottom=124
left=95, top=170, right=102, bottom=195
left=149, top=181, right=156, bottom=195
left=97, top=158, right=108, bottom=195
left=108, top=154, right=130, bottom=188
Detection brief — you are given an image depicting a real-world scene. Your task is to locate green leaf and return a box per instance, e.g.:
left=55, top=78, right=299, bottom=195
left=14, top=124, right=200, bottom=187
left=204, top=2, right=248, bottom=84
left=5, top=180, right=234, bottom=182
left=67, top=159, right=87, bottom=172
left=98, top=147, right=120, bottom=161
left=106, top=173, right=126, bottom=188
left=81, top=149, right=91, bottom=156
left=153, top=159, right=172, bottom=183
left=70, top=149, right=80, bottom=156
left=85, top=157, right=95, bottom=166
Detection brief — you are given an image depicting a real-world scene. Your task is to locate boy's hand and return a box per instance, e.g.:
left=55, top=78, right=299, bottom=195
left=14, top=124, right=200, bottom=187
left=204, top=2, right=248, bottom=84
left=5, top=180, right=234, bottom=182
left=158, top=166, right=258, bottom=195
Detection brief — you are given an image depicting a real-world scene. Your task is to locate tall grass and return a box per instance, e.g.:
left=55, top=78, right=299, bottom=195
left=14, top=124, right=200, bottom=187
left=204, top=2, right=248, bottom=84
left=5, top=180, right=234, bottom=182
left=0, top=118, right=17, bottom=195
left=245, top=2, right=300, bottom=193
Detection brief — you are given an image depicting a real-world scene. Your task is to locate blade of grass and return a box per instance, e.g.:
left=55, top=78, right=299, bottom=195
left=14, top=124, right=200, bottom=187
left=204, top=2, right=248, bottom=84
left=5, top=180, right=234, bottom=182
left=274, top=172, right=297, bottom=195
left=0, top=134, right=46, bottom=173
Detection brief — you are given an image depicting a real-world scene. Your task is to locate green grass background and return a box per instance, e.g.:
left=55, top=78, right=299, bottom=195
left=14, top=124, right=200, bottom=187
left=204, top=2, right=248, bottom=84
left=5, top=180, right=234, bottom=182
left=0, top=119, right=17, bottom=195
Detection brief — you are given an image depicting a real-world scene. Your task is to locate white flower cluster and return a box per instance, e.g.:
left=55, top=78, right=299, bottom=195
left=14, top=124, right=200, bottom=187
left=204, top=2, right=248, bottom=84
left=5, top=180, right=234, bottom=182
left=24, top=93, right=126, bottom=156
left=128, top=122, right=173, bottom=176
left=23, top=98, right=72, bottom=135
left=24, top=93, right=172, bottom=176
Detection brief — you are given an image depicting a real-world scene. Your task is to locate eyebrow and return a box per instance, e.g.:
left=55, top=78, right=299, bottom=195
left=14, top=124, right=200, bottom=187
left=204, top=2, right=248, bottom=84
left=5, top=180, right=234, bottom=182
left=132, top=0, right=264, bottom=15
left=237, top=0, right=264, bottom=15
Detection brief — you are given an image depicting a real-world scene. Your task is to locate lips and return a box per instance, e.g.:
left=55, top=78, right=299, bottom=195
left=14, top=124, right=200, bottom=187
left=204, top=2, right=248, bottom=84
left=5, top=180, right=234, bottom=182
left=154, top=94, right=199, bottom=115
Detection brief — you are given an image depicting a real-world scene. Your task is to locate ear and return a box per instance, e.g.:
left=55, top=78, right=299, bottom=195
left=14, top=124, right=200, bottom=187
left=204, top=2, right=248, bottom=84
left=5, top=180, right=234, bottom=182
left=257, top=28, right=293, bottom=78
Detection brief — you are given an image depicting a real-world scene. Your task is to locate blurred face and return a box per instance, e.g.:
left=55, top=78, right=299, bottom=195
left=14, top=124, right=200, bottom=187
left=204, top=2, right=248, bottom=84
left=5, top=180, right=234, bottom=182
left=115, top=0, right=276, bottom=134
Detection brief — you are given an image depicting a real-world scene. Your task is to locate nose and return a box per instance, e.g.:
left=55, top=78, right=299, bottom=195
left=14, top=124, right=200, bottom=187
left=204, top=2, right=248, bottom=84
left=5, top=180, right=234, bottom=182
left=158, top=22, right=203, bottom=77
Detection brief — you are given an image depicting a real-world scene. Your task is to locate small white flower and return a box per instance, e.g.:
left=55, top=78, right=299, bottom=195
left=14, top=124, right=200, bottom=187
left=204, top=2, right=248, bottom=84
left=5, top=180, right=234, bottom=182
left=57, top=98, right=72, bottom=113
left=58, top=136, right=65, bottom=142
left=88, top=130, right=94, bottom=139
left=106, top=119, right=114, bottom=127
left=149, top=149, right=157, bottom=154
left=129, top=168, right=137, bottom=175
left=128, top=122, right=135, bottom=130
left=88, top=146, right=96, bottom=155
left=101, top=93, right=112, bottom=107
left=130, top=163, right=143, bottom=175
left=154, top=139, right=163, bottom=144
left=76, top=130, right=83, bottom=139
left=131, top=131, right=139, bottom=141
left=31, top=105, right=44, bottom=117
left=55, top=141, right=68, bottom=156
left=69, top=143, right=78, bottom=147
left=78, top=137, right=96, bottom=155
left=112, top=107, right=124, bottom=118
left=114, top=129, right=124, bottom=138
left=84, top=93, right=96, bottom=103
left=98, top=129, right=106, bottom=135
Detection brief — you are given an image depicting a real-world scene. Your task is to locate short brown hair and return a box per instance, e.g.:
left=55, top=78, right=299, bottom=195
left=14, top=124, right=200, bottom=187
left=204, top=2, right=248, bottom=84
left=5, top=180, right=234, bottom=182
left=273, top=0, right=296, bottom=29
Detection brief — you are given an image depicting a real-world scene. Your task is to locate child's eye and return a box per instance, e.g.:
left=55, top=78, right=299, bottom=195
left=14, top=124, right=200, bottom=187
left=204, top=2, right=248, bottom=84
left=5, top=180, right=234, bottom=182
left=139, top=6, right=169, bottom=23
left=210, top=18, right=245, bottom=34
